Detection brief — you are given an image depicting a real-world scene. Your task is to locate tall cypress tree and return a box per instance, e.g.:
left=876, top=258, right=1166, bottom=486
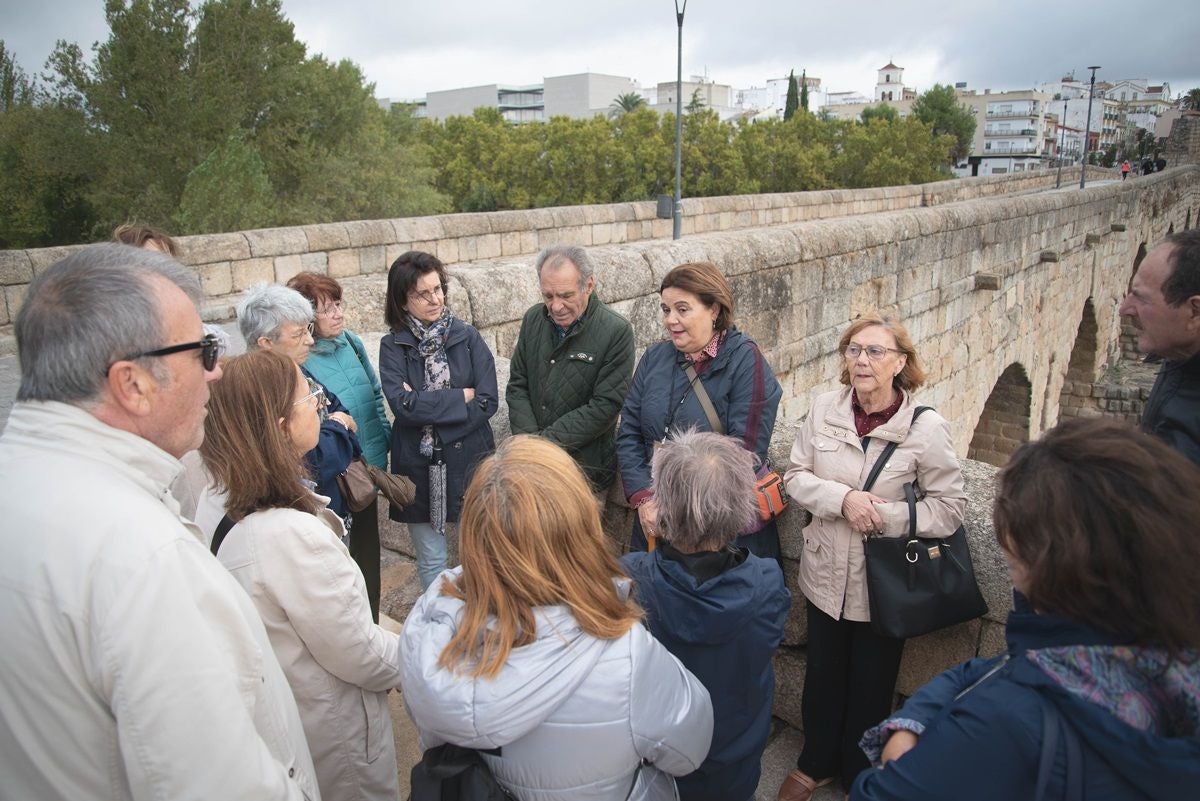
left=784, top=69, right=799, bottom=121
left=800, top=69, right=809, bottom=111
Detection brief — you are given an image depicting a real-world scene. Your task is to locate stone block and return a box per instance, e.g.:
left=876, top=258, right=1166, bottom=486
left=772, top=648, right=807, bottom=730
left=341, top=220, right=393, bottom=248
left=0, top=251, right=34, bottom=285
left=359, top=245, right=388, bottom=275
left=897, top=619, right=982, bottom=696
left=5, top=284, right=28, bottom=322
left=177, top=233, right=249, bottom=265
left=327, top=249, right=361, bottom=279
left=500, top=231, right=523, bottom=256
left=304, top=223, right=351, bottom=252
left=27, top=246, right=80, bottom=276
left=974, top=273, right=1002, bottom=290
left=300, top=252, right=328, bottom=275
left=473, top=233, right=503, bottom=260
left=245, top=227, right=308, bottom=258
left=392, top=216, right=445, bottom=243
left=232, top=258, right=275, bottom=291
left=198, top=262, right=233, bottom=297
left=452, top=261, right=540, bottom=329
left=340, top=275, right=388, bottom=333
left=435, top=238, right=460, bottom=265
left=273, top=254, right=304, bottom=284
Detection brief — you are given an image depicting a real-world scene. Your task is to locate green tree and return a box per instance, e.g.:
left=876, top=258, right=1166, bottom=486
left=685, top=87, right=706, bottom=114
left=1181, top=88, right=1200, bottom=111
left=175, top=130, right=275, bottom=233
left=784, top=69, right=798, bottom=121
left=0, top=41, right=34, bottom=112
left=911, top=84, right=976, bottom=163
left=735, top=114, right=827, bottom=193
left=608, top=91, right=646, bottom=119
left=799, top=69, right=809, bottom=112
left=860, top=104, right=899, bottom=124
left=831, top=116, right=952, bottom=187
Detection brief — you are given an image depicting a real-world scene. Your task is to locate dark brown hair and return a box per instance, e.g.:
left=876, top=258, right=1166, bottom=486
left=287, top=272, right=343, bottom=306
left=112, top=223, right=179, bottom=257
left=200, top=350, right=321, bottom=521
left=837, top=312, right=927, bottom=391
left=660, top=262, right=735, bottom=331
left=994, top=417, right=1200, bottom=654
left=385, top=250, right=448, bottom=330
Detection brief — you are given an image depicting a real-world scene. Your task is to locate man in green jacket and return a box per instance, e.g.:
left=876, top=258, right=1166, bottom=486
left=507, top=245, right=635, bottom=490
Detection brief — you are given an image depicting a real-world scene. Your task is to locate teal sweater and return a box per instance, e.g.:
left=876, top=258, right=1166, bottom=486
left=306, top=331, right=392, bottom=469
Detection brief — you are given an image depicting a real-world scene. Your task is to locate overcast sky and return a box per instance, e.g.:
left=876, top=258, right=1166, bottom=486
left=4, top=0, right=1198, bottom=103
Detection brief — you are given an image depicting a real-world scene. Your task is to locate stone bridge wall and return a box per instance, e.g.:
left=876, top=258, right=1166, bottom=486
left=0, top=166, right=1110, bottom=353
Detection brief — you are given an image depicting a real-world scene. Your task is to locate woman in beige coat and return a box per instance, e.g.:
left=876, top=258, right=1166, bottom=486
left=202, top=350, right=404, bottom=801
left=776, top=313, right=965, bottom=801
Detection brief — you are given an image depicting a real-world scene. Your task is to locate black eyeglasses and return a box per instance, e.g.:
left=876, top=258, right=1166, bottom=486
left=106, top=333, right=221, bottom=375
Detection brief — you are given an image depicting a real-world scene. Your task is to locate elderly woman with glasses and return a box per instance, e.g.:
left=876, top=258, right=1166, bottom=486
left=776, top=312, right=966, bottom=801
left=287, top=272, right=391, bottom=621
left=379, top=251, right=497, bottom=590
left=237, top=284, right=363, bottom=539
left=621, top=429, right=790, bottom=801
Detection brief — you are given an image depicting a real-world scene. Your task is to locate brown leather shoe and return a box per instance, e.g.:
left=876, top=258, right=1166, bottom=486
left=777, top=769, right=834, bottom=801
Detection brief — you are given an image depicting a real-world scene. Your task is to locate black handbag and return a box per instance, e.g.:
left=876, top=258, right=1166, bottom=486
left=860, top=407, right=988, bottom=639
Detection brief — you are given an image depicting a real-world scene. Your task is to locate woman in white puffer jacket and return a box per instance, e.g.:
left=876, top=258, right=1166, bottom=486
left=400, top=435, right=714, bottom=801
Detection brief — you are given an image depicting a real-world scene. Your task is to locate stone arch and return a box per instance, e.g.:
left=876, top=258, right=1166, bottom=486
left=967, top=363, right=1032, bottom=467
left=1056, top=300, right=1099, bottom=422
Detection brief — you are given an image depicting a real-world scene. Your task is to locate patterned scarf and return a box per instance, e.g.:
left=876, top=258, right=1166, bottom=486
left=406, top=307, right=453, bottom=456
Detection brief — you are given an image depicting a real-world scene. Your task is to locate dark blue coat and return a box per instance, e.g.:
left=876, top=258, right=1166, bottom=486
left=852, top=595, right=1200, bottom=801
left=616, top=328, right=782, bottom=501
left=379, top=318, right=497, bottom=524
left=621, top=547, right=790, bottom=801
left=300, top=366, right=361, bottom=518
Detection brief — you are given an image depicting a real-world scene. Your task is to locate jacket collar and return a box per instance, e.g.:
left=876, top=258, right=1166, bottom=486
left=3, top=400, right=185, bottom=515
left=670, top=327, right=747, bottom=373
left=818, top=386, right=915, bottom=445
left=309, top=332, right=349, bottom=357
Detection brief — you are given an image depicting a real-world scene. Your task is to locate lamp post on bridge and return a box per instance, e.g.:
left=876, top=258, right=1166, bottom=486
left=673, top=0, right=687, bottom=241
left=1080, top=65, right=1101, bottom=190
left=1055, top=97, right=1068, bottom=189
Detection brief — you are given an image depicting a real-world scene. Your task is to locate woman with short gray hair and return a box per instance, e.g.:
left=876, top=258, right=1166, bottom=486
left=234, top=284, right=363, bottom=539
left=621, top=429, right=790, bottom=801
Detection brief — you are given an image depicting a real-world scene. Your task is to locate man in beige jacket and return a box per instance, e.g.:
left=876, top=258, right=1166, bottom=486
left=0, top=244, right=320, bottom=800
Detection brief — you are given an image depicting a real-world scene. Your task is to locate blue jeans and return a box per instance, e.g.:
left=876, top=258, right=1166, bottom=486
left=409, top=522, right=448, bottom=589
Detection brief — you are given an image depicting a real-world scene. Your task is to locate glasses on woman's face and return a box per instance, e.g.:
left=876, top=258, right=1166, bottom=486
left=844, top=343, right=902, bottom=361
left=315, top=300, right=344, bottom=318
left=283, top=322, right=315, bottom=342
left=408, top=285, right=444, bottom=306
left=294, top=377, right=328, bottom=419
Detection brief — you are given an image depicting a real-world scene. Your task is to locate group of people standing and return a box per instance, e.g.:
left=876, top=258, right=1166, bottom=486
left=1, top=228, right=1198, bottom=801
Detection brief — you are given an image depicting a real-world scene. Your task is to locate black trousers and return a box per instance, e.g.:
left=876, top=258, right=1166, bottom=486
left=797, top=600, right=905, bottom=790
left=348, top=498, right=381, bottom=623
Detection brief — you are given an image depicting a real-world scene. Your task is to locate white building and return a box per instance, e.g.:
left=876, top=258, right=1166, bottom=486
left=736, top=73, right=821, bottom=120
left=406, top=73, right=644, bottom=123
left=875, top=62, right=915, bottom=103
left=819, top=63, right=916, bottom=120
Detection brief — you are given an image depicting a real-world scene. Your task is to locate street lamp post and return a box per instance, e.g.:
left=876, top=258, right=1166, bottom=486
left=1080, top=65, right=1101, bottom=189
left=1055, top=97, right=1068, bottom=188
left=673, top=0, right=687, bottom=240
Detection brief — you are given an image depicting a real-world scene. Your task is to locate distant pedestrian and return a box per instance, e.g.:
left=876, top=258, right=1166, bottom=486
left=1121, top=159, right=1131, bottom=180
left=1156, top=156, right=1167, bottom=172
left=1143, top=158, right=1154, bottom=175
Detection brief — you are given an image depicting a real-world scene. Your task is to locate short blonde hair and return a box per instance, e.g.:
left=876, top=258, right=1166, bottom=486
left=438, top=436, right=642, bottom=679
left=837, top=312, right=926, bottom=391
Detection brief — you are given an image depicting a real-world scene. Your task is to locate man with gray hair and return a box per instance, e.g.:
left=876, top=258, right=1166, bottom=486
left=0, top=244, right=319, bottom=800
left=620, top=428, right=789, bottom=801
left=506, top=244, right=634, bottom=489
left=1119, top=228, right=1200, bottom=465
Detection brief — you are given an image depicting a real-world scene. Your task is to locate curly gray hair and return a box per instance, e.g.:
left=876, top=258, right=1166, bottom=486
left=651, top=428, right=758, bottom=551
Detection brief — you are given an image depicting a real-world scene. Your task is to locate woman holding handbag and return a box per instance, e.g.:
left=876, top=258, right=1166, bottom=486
left=379, top=251, right=497, bottom=590
left=288, top=272, right=391, bottom=621
left=616, top=262, right=783, bottom=560
left=777, top=313, right=965, bottom=800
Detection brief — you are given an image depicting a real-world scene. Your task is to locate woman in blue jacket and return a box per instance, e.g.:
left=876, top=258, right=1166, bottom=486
left=616, top=262, right=782, bottom=559
left=289, top=272, right=392, bottom=621
left=851, top=418, right=1200, bottom=801
left=379, top=251, right=497, bottom=590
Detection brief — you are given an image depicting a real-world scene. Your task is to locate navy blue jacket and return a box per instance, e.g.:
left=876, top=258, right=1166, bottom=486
left=621, top=546, right=790, bottom=801
left=379, top=318, right=497, bottom=524
left=300, top=366, right=361, bottom=518
left=852, top=595, right=1200, bottom=800
left=616, top=329, right=782, bottom=502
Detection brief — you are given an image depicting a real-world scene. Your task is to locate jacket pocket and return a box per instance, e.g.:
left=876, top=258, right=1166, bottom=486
left=361, top=689, right=388, bottom=763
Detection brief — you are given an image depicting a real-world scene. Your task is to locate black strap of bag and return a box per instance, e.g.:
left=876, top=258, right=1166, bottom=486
left=862, top=406, right=931, bottom=492
left=410, top=743, right=514, bottom=801
left=211, top=514, right=235, bottom=556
